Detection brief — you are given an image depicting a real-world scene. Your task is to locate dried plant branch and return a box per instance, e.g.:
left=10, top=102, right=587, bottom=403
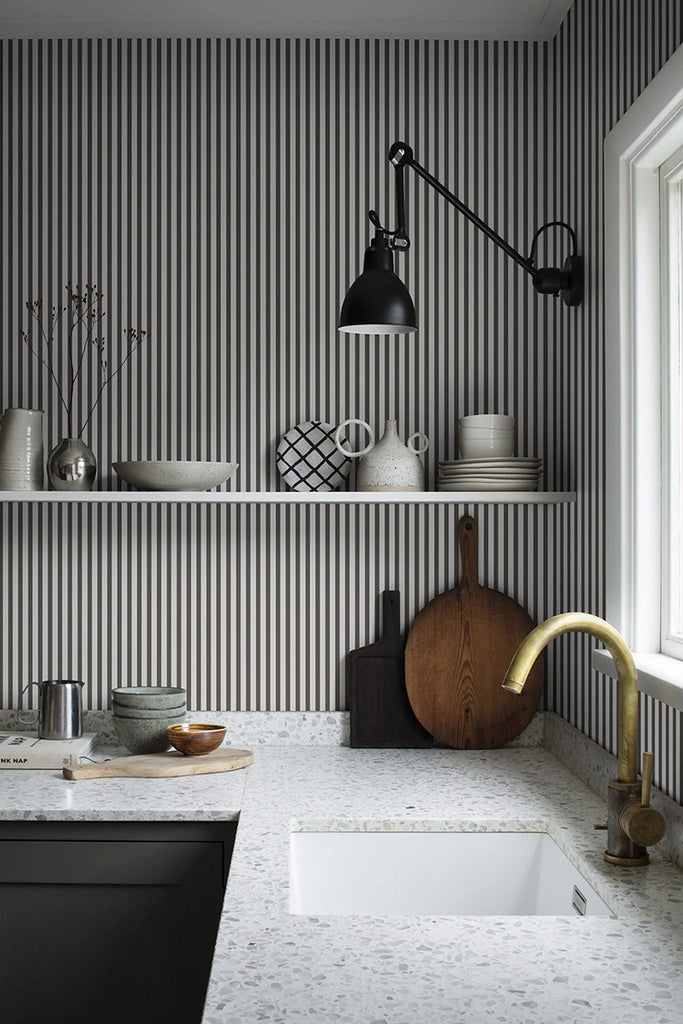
left=78, top=328, right=147, bottom=435
left=20, top=331, right=71, bottom=421
left=21, top=285, right=147, bottom=440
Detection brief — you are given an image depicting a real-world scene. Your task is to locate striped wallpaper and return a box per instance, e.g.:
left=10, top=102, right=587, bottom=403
left=549, top=0, right=683, bottom=804
left=1, top=37, right=565, bottom=714
left=0, top=9, right=682, bottom=803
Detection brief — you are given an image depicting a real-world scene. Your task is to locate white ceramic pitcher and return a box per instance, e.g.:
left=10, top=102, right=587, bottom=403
left=0, top=408, right=44, bottom=490
left=334, top=418, right=429, bottom=492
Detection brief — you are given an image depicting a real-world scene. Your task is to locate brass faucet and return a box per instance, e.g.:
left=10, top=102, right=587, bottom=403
left=502, top=612, right=666, bottom=866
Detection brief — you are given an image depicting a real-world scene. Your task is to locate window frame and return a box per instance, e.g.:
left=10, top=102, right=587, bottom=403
left=660, top=148, right=683, bottom=659
left=599, top=43, right=683, bottom=711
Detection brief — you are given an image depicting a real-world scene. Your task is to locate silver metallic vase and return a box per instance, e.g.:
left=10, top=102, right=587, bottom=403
left=47, top=437, right=97, bottom=491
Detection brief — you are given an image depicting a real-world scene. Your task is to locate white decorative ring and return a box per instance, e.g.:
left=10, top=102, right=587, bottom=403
left=335, top=419, right=375, bottom=459
left=407, top=432, right=429, bottom=455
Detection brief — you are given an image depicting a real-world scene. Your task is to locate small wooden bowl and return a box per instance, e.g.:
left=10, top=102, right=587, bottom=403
left=166, top=723, right=227, bottom=756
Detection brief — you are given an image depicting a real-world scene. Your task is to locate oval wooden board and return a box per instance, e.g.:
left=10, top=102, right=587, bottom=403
left=63, top=747, right=254, bottom=780
left=405, top=516, right=543, bottom=748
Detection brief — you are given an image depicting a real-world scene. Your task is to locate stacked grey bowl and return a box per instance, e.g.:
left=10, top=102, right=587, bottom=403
left=111, top=687, right=187, bottom=754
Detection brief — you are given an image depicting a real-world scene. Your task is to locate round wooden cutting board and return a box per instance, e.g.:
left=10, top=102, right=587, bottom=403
left=405, top=515, right=544, bottom=748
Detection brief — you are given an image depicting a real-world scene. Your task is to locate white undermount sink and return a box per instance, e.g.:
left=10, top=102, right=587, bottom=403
left=289, top=829, right=614, bottom=917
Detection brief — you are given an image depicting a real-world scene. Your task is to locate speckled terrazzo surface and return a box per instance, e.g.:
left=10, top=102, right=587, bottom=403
left=2, top=743, right=683, bottom=1023
left=0, top=747, right=247, bottom=822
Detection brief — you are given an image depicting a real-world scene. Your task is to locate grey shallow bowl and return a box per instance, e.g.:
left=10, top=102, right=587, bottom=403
left=113, top=460, right=238, bottom=492
left=114, top=712, right=187, bottom=755
left=111, top=686, right=187, bottom=710
left=113, top=702, right=187, bottom=720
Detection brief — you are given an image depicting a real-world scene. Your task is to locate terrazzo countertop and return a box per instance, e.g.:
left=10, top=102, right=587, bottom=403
left=3, top=743, right=683, bottom=1023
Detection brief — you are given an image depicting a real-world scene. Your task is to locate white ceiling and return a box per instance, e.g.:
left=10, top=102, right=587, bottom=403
left=0, top=0, right=573, bottom=40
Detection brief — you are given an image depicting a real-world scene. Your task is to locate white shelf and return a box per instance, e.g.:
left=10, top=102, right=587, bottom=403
left=0, top=490, right=576, bottom=505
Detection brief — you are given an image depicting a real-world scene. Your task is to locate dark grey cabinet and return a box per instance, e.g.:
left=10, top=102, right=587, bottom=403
left=0, top=820, right=238, bottom=1024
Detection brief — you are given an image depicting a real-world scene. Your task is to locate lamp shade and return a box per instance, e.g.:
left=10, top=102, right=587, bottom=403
left=338, top=235, right=417, bottom=335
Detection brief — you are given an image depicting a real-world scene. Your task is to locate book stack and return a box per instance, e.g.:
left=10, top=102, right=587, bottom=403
left=0, top=731, right=97, bottom=769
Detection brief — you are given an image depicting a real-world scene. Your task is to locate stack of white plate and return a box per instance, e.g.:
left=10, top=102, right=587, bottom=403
left=438, top=457, right=543, bottom=492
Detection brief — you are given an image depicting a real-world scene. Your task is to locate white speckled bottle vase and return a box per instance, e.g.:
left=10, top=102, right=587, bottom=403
left=356, top=418, right=429, bottom=492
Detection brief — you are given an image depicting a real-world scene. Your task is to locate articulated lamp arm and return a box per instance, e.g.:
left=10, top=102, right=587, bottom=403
left=384, top=140, right=583, bottom=307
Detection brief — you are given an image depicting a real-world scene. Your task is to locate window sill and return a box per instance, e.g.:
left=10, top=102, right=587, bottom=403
left=592, top=648, right=683, bottom=711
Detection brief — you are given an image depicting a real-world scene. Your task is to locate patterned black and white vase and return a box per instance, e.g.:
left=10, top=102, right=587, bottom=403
left=276, top=420, right=351, bottom=492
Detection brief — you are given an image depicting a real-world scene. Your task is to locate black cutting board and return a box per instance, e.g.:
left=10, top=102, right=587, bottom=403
left=348, top=590, right=433, bottom=748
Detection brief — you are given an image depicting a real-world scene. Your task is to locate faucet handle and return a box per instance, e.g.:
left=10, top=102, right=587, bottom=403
left=619, top=751, right=666, bottom=850
left=641, top=750, right=654, bottom=806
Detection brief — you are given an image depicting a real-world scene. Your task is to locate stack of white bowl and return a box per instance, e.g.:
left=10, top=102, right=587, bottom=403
left=437, top=414, right=543, bottom=492
left=458, top=414, right=516, bottom=459
left=111, top=686, right=187, bottom=754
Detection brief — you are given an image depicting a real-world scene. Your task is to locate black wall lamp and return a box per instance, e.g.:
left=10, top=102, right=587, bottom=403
left=338, top=141, right=583, bottom=335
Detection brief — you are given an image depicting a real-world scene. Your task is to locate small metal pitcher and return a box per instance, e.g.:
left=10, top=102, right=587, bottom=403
left=18, top=680, right=84, bottom=739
